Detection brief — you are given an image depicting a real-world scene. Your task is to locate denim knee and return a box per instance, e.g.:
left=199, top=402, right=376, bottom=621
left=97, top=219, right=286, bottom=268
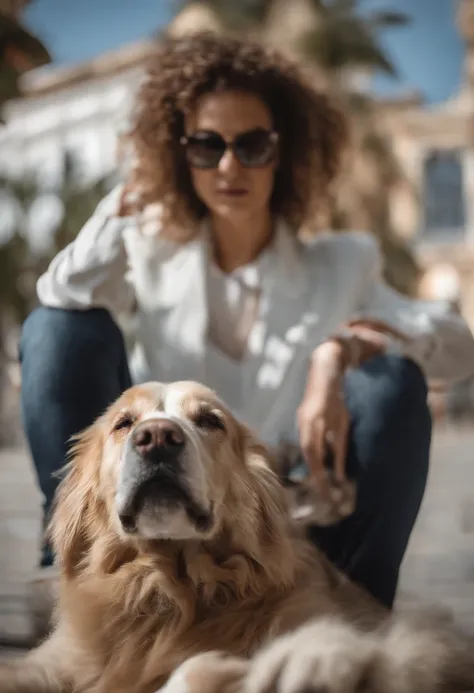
left=346, top=354, right=431, bottom=437
left=373, top=354, right=429, bottom=417
left=344, top=354, right=431, bottom=499
left=20, top=307, right=132, bottom=570
left=20, top=306, right=124, bottom=367
left=377, top=355, right=432, bottom=471
left=20, top=306, right=132, bottom=410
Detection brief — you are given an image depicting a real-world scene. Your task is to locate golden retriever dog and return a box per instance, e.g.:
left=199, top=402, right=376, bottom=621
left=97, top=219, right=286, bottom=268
left=0, top=381, right=473, bottom=693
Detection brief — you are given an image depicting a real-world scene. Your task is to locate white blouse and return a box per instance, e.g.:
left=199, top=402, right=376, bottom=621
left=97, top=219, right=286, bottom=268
left=36, top=186, right=474, bottom=444
left=206, top=256, right=262, bottom=361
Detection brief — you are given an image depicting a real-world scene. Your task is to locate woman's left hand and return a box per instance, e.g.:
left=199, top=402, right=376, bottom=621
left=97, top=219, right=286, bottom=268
left=298, top=325, right=392, bottom=491
left=297, top=341, right=350, bottom=493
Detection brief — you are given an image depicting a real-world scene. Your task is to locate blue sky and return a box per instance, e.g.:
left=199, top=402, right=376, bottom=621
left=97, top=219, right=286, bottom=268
left=24, top=0, right=464, bottom=104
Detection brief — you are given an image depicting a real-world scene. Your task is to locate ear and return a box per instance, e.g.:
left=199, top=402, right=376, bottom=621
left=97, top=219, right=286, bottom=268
left=242, top=434, right=288, bottom=526
left=49, top=423, right=103, bottom=578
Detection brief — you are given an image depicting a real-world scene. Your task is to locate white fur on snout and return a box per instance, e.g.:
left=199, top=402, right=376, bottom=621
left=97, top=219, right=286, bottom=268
left=140, top=411, right=210, bottom=510
left=137, top=505, right=203, bottom=540
left=162, top=386, right=228, bottom=509
left=114, top=411, right=213, bottom=540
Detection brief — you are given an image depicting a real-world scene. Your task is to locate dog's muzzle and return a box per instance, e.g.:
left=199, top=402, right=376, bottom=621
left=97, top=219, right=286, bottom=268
left=115, top=418, right=213, bottom=534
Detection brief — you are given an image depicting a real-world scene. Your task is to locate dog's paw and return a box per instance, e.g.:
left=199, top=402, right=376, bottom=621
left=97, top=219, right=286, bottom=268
left=287, top=477, right=356, bottom=527
left=276, top=443, right=356, bottom=527
left=379, top=615, right=474, bottom=692
left=243, top=619, right=379, bottom=693
left=158, top=651, right=248, bottom=693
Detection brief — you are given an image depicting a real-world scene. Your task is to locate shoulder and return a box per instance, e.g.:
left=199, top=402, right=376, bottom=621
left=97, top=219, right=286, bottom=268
left=302, top=230, right=381, bottom=271
left=303, top=230, right=379, bottom=258
left=297, top=231, right=383, bottom=298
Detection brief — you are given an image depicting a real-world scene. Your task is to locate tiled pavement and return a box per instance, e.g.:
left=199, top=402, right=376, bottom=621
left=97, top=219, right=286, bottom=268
left=0, top=426, right=473, bottom=655
left=0, top=446, right=42, bottom=646
left=397, top=426, right=474, bottom=634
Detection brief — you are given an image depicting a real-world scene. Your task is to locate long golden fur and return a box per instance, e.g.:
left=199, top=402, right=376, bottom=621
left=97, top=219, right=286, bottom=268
left=0, top=381, right=472, bottom=693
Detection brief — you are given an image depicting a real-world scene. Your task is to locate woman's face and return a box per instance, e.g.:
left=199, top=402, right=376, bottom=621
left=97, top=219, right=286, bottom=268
left=184, top=90, right=278, bottom=223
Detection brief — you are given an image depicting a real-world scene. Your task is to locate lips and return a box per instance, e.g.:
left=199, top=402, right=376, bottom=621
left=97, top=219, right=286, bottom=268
left=217, top=188, right=249, bottom=197
left=122, top=470, right=190, bottom=519
left=119, top=470, right=214, bottom=534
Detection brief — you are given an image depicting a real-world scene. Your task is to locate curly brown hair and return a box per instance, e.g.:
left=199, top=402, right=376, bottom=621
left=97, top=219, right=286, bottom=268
left=127, top=32, right=348, bottom=240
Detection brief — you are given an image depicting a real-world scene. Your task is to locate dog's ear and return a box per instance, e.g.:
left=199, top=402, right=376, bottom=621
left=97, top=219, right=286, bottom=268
left=233, top=424, right=297, bottom=589
left=49, top=423, right=103, bottom=577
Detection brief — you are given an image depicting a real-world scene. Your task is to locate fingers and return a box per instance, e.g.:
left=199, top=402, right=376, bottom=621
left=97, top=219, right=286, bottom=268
left=330, top=410, right=349, bottom=483
left=298, top=407, right=349, bottom=491
left=299, top=416, right=329, bottom=495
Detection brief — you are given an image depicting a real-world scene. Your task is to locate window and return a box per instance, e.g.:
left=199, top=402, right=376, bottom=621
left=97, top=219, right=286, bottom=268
left=422, top=149, right=465, bottom=239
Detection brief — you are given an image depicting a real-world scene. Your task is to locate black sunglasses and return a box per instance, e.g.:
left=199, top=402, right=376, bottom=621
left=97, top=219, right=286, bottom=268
left=180, top=127, right=279, bottom=169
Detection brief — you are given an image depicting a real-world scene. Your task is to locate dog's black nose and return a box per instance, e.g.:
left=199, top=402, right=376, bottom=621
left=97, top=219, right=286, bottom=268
left=132, top=419, right=185, bottom=460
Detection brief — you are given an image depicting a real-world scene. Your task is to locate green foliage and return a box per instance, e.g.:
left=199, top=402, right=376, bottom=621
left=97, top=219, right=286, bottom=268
left=301, top=0, right=409, bottom=76
left=0, top=10, right=51, bottom=120
left=174, top=0, right=275, bottom=31
left=0, top=153, right=113, bottom=324
left=176, top=0, right=409, bottom=76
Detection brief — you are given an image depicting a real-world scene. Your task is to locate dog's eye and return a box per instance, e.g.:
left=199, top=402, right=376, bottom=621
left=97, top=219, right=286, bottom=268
left=113, top=414, right=135, bottom=433
left=194, top=410, right=226, bottom=432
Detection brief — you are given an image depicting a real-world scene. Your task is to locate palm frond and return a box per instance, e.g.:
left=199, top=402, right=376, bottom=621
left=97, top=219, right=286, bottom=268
left=174, top=0, right=276, bottom=31
left=300, top=21, right=397, bottom=75
left=0, top=12, right=51, bottom=68
left=366, top=10, right=410, bottom=29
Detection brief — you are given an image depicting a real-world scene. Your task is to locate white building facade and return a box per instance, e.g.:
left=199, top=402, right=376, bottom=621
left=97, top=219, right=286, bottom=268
left=0, top=41, right=155, bottom=240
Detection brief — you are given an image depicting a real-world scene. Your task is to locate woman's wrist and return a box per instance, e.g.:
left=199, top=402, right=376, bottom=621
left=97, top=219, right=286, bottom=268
left=311, top=340, right=349, bottom=381
left=313, top=333, right=361, bottom=373
left=314, top=324, right=393, bottom=374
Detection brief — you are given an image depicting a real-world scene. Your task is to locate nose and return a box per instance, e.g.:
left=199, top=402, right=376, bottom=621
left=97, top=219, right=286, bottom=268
left=132, top=419, right=185, bottom=460
left=218, top=148, right=240, bottom=175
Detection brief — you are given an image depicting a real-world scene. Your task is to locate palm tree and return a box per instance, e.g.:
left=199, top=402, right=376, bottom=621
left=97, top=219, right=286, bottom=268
left=173, top=0, right=408, bottom=72
left=0, top=0, right=51, bottom=120
left=170, top=0, right=419, bottom=296
left=173, top=0, right=407, bottom=71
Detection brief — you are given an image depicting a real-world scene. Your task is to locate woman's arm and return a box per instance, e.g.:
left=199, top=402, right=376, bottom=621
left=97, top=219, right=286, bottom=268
left=36, top=185, right=136, bottom=317
left=347, top=235, right=474, bottom=383
left=297, top=233, right=474, bottom=488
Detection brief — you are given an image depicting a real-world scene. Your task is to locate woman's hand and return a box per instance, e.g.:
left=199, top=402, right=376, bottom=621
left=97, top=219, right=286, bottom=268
left=297, top=324, right=403, bottom=490
left=297, top=341, right=350, bottom=492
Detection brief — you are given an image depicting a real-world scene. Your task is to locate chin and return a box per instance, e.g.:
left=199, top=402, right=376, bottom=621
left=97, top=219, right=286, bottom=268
left=115, top=458, right=216, bottom=542
left=212, top=199, right=258, bottom=219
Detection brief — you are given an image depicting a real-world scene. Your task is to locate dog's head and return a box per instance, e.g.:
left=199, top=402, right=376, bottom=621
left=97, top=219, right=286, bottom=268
left=105, top=381, right=236, bottom=542
left=51, top=382, right=296, bottom=589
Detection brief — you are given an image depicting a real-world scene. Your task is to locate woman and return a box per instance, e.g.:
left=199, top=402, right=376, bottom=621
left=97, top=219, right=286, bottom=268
left=20, top=33, right=474, bottom=611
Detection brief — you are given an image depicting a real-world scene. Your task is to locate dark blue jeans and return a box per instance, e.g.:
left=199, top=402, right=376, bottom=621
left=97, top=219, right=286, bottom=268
left=19, top=307, right=431, bottom=608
